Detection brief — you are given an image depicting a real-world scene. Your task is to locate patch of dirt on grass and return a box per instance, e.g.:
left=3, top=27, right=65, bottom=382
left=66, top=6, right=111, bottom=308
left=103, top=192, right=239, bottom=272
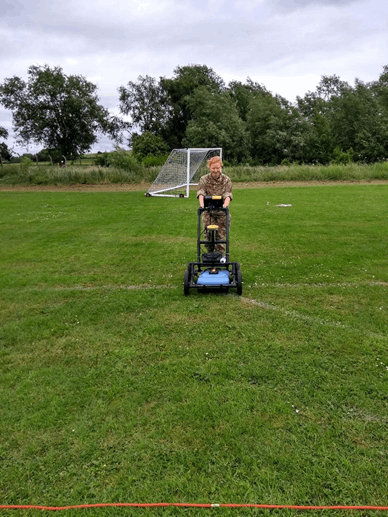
left=1, top=179, right=387, bottom=192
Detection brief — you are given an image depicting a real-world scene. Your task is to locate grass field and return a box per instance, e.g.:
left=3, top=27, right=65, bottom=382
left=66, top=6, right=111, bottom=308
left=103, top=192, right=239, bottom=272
left=0, top=185, right=387, bottom=517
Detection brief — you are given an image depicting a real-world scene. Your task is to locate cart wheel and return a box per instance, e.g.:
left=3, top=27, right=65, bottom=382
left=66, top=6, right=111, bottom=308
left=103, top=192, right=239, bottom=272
left=237, top=269, right=243, bottom=296
left=184, top=270, right=190, bottom=296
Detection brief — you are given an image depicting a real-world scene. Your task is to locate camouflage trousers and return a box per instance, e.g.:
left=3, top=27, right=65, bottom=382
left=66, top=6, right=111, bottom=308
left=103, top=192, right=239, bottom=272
left=202, top=211, right=231, bottom=254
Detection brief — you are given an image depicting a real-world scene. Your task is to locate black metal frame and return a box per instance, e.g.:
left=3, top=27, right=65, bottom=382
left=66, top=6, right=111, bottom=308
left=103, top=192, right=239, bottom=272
left=184, top=198, right=242, bottom=295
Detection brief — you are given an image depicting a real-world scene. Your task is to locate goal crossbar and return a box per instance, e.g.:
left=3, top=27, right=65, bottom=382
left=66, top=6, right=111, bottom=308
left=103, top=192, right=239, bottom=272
left=146, top=148, right=222, bottom=198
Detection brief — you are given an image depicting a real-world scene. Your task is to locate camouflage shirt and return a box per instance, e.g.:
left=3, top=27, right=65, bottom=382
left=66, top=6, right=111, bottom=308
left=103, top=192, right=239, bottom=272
left=196, top=172, right=233, bottom=202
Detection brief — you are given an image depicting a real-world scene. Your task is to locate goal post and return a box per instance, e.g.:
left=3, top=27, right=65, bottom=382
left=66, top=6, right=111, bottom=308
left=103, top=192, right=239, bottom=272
left=145, top=148, right=222, bottom=198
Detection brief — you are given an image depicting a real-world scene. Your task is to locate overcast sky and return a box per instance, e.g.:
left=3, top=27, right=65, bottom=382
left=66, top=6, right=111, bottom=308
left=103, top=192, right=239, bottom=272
left=1, top=0, right=387, bottom=154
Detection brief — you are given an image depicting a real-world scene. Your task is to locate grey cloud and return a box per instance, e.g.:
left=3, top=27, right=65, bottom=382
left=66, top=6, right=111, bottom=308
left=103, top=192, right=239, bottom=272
left=0, top=0, right=386, bottom=154
left=0, top=0, right=370, bottom=66
left=272, top=0, right=361, bottom=9
left=0, top=0, right=26, bottom=17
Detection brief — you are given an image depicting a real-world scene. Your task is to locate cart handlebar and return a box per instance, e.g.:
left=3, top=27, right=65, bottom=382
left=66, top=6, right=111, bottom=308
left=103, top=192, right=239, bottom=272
left=198, top=206, right=229, bottom=216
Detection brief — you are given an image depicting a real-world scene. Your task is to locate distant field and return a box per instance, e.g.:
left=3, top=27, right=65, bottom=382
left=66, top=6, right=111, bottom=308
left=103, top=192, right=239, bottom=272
left=1, top=156, right=97, bottom=167
left=0, top=185, right=387, bottom=516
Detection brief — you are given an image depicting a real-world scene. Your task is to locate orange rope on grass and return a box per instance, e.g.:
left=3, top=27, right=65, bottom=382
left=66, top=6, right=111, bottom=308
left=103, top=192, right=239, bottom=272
left=1, top=503, right=388, bottom=511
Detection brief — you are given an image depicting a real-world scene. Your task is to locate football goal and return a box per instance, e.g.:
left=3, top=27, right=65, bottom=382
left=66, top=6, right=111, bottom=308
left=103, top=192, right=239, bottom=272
left=145, top=148, right=222, bottom=198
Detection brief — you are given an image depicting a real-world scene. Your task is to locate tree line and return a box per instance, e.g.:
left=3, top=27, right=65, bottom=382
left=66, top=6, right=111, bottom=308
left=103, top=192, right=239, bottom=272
left=1, top=63, right=388, bottom=165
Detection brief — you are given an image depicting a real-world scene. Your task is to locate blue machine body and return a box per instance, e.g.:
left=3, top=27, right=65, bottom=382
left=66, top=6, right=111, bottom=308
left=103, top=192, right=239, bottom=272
left=197, top=269, right=230, bottom=286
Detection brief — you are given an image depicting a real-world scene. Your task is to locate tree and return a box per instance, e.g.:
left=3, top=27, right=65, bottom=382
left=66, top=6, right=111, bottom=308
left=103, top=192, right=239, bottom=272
left=227, top=78, right=268, bottom=121
left=329, top=79, right=388, bottom=162
left=0, top=125, right=8, bottom=139
left=118, top=75, right=171, bottom=138
left=0, top=142, right=12, bottom=161
left=0, top=125, right=11, bottom=161
left=296, top=91, right=335, bottom=164
left=0, top=64, right=125, bottom=158
left=131, top=131, right=169, bottom=159
left=298, top=74, right=388, bottom=163
left=37, top=148, right=63, bottom=164
left=160, top=64, right=225, bottom=148
left=372, top=65, right=388, bottom=111
left=183, top=87, right=249, bottom=163
left=315, top=74, right=351, bottom=101
left=247, top=93, right=309, bottom=165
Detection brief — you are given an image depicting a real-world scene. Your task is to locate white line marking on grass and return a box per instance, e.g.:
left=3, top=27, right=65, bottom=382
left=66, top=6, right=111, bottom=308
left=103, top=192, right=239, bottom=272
left=241, top=297, right=347, bottom=328
left=240, top=296, right=386, bottom=339
left=56, top=284, right=176, bottom=291
left=4, top=284, right=176, bottom=292
left=255, top=281, right=388, bottom=289
left=5, top=280, right=386, bottom=293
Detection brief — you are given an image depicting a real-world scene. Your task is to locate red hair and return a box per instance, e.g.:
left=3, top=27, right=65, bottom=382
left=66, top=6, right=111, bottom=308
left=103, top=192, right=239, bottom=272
left=207, top=156, right=223, bottom=168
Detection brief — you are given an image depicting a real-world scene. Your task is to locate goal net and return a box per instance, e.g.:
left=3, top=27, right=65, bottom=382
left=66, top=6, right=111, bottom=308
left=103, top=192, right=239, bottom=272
left=146, top=148, right=222, bottom=198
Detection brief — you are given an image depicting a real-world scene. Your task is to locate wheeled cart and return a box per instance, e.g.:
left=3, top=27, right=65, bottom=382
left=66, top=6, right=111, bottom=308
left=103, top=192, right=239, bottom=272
left=183, top=196, right=243, bottom=295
